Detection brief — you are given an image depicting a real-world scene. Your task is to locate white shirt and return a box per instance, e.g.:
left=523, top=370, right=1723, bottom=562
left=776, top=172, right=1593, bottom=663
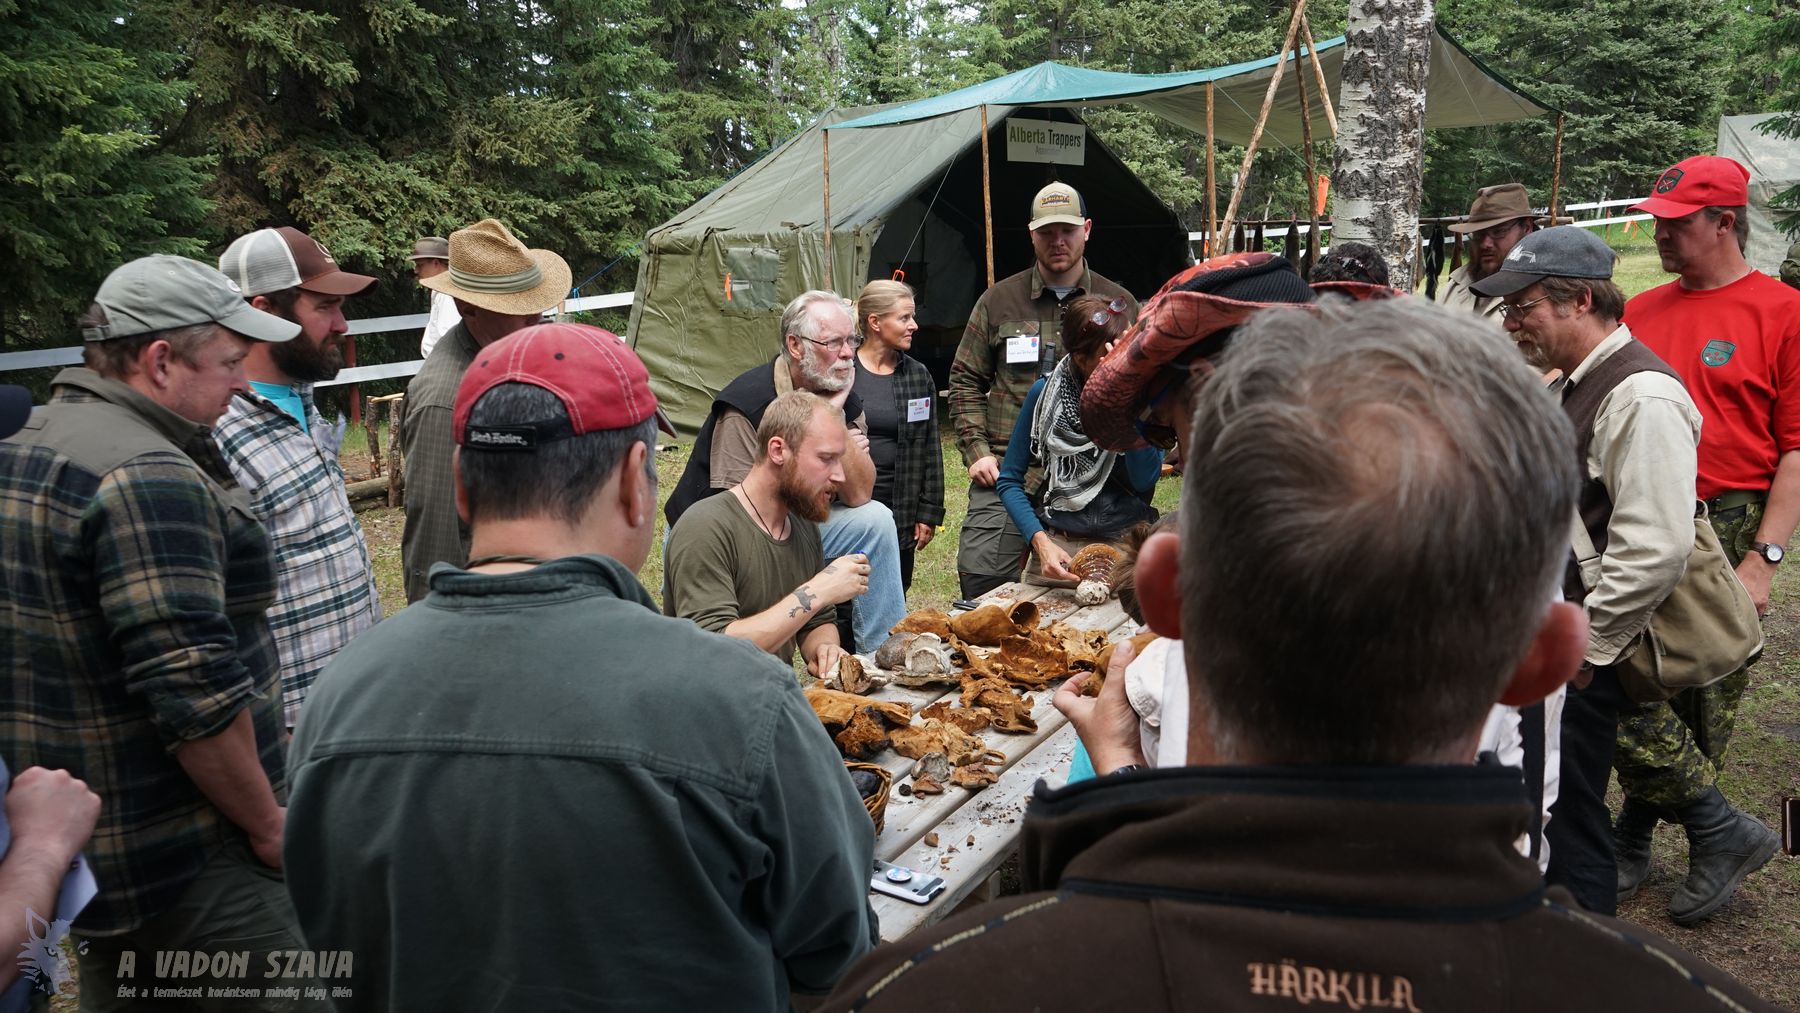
left=420, top=290, right=461, bottom=359
left=1564, top=324, right=1703, bottom=665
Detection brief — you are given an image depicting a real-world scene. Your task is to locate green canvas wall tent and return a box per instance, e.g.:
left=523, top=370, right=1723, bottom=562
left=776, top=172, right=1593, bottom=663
left=1717, top=114, right=1800, bottom=278
left=626, top=104, right=1190, bottom=434
left=627, top=25, right=1553, bottom=434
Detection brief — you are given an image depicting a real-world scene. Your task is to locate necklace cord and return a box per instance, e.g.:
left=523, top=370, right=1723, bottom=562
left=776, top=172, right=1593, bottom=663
left=741, top=487, right=788, bottom=540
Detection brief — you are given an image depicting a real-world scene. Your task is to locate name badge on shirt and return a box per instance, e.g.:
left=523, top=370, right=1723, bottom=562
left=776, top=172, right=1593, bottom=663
left=1005, top=334, right=1041, bottom=364
left=906, top=397, right=932, bottom=423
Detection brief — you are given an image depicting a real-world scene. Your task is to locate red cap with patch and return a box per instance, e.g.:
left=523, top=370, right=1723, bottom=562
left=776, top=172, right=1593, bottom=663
left=454, top=322, right=677, bottom=450
left=1631, top=156, right=1751, bottom=218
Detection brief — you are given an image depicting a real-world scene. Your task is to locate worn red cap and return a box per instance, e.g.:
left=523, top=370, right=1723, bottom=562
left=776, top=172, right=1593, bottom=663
left=454, top=322, right=676, bottom=450
left=1631, top=156, right=1751, bottom=218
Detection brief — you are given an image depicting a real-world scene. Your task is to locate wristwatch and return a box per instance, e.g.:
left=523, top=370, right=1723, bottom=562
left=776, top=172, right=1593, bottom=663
left=1750, top=541, right=1786, bottom=565
left=1107, top=764, right=1146, bottom=778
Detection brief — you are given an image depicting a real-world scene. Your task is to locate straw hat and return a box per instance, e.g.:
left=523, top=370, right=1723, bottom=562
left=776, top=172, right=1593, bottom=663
left=421, top=219, right=570, bottom=315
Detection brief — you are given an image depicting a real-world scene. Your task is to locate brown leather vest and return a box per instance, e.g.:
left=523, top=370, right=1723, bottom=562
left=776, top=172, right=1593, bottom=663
left=1559, top=337, right=1683, bottom=603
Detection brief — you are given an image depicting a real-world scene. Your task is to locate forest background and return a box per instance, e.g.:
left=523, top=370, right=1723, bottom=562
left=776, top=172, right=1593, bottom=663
left=4, top=0, right=1798, bottom=365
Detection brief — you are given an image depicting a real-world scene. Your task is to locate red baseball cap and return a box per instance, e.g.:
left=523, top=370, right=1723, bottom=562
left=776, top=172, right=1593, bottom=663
left=1631, top=156, right=1751, bottom=218
left=454, top=322, right=676, bottom=450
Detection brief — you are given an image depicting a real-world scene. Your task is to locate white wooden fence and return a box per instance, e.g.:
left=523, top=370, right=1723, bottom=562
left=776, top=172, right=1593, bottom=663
left=0, top=292, right=635, bottom=387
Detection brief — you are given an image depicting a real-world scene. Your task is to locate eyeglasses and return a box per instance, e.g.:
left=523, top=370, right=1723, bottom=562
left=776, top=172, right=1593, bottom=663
left=1089, top=295, right=1129, bottom=328
left=1131, top=375, right=1183, bottom=451
left=1473, top=220, right=1531, bottom=244
left=797, top=334, right=856, bottom=352
left=1498, top=295, right=1548, bottom=321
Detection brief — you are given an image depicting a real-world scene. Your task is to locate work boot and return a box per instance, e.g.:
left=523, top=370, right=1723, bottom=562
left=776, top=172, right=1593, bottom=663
left=1614, top=797, right=1661, bottom=902
left=1668, top=786, right=1780, bottom=925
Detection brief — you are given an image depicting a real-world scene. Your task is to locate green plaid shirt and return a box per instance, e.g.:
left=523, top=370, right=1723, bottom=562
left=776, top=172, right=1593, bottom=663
left=401, top=322, right=477, bottom=603
left=882, top=354, right=946, bottom=533
left=0, top=370, right=286, bottom=936
left=948, top=262, right=1136, bottom=467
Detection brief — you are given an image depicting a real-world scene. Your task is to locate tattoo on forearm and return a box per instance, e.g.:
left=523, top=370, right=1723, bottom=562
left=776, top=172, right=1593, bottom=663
left=788, top=586, right=816, bottom=617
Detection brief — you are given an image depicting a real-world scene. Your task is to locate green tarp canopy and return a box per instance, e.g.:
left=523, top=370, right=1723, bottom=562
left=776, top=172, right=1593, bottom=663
left=627, top=24, right=1553, bottom=434
left=832, top=25, right=1554, bottom=144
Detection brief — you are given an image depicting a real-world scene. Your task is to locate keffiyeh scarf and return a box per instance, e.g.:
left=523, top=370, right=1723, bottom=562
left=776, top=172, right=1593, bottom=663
left=1030, top=356, right=1116, bottom=515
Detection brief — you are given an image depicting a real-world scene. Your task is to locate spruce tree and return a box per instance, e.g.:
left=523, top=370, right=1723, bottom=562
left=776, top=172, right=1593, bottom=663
left=0, top=0, right=212, bottom=348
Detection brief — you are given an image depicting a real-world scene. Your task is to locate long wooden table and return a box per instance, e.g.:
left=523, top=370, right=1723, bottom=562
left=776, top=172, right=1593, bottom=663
left=854, top=581, right=1136, bottom=942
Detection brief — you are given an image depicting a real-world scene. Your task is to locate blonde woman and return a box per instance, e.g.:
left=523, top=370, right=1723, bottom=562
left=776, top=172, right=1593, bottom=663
left=852, top=280, right=945, bottom=590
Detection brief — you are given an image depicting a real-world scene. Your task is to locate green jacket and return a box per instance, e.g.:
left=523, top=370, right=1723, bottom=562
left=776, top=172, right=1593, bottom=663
left=286, top=555, right=878, bottom=1011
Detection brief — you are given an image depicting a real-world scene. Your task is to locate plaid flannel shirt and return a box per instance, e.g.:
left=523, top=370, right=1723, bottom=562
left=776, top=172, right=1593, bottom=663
left=0, top=370, right=287, bottom=936
left=401, top=322, right=477, bottom=603
left=216, top=385, right=381, bottom=724
left=883, top=354, right=946, bottom=534
left=948, top=263, right=1137, bottom=471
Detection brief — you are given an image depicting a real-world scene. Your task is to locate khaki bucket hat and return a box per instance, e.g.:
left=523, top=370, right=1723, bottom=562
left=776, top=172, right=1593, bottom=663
left=421, top=219, right=571, bottom=315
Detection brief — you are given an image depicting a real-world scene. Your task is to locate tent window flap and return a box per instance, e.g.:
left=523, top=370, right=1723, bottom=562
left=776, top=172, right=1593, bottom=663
left=723, top=246, right=782, bottom=314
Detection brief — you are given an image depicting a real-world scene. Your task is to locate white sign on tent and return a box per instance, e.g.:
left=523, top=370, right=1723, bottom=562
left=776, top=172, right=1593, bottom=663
left=1006, top=118, right=1086, bottom=165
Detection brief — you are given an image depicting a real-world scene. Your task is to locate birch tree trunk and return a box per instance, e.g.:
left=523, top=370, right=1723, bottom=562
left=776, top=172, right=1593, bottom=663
left=1330, top=0, right=1435, bottom=290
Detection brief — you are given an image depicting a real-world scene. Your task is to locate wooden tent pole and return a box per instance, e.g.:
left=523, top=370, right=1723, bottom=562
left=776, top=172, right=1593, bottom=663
left=822, top=128, right=835, bottom=289
left=980, top=104, right=995, bottom=288
left=1300, top=15, right=1338, bottom=137
left=1205, top=82, right=1218, bottom=256
left=1219, top=0, right=1308, bottom=242
left=1549, top=113, right=1566, bottom=222
left=1294, top=47, right=1321, bottom=267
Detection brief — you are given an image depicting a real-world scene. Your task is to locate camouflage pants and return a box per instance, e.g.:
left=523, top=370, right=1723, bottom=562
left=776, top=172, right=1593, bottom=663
left=1613, top=501, right=1762, bottom=810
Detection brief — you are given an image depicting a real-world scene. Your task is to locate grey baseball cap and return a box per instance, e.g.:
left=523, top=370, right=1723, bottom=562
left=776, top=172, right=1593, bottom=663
left=79, top=255, right=299, bottom=344
left=1470, top=226, right=1617, bottom=298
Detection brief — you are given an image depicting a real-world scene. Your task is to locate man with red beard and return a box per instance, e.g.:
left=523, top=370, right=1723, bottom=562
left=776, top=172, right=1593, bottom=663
left=1438, top=183, right=1543, bottom=322
left=665, top=391, right=871, bottom=674
left=216, top=226, right=384, bottom=727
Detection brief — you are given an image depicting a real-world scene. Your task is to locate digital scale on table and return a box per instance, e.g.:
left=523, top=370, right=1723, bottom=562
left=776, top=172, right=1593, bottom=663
left=871, top=859, right=946, bottom=905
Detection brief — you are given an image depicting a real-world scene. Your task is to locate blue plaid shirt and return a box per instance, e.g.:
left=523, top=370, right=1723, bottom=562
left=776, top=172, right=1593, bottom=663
left=216, top=385, right=381, bottom=725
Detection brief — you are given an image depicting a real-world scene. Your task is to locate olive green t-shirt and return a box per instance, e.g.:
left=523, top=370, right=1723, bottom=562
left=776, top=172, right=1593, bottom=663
left=664, top=491, right=835, bottom=663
